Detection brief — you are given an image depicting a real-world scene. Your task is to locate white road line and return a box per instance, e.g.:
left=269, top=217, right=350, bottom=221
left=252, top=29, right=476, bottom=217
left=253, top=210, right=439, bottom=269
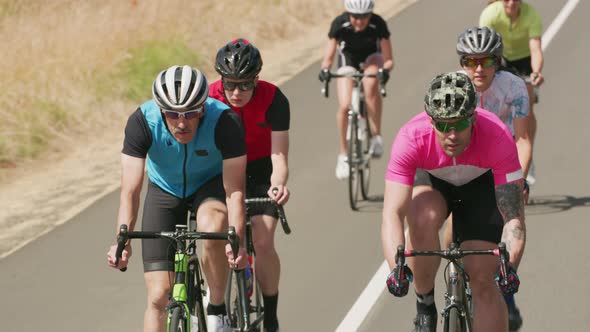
left=334, top=260, right=389, bottom=332
left=542, top=0, right=580, bottom=51
left=335, top=0, right=581, bottom=330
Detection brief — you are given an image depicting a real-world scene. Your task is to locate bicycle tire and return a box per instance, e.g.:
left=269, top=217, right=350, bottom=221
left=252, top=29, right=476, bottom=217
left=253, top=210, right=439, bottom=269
left=246, top=225, right=264, bottom=331
left=187, top=258, right=207, bottom=332
left=226, top=270, right=250, bottom=330
left=169, top=306, right=188, bottom=332
left=444, top=306, right=466, bottom=332
left=359, top=103, right=371, bottom=200
left=347, top=115, right=361, bottom=210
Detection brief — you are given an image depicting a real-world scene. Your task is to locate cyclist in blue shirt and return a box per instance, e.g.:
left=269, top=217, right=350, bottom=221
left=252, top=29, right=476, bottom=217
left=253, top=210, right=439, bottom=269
left=107, top=65, right=247, bottom=332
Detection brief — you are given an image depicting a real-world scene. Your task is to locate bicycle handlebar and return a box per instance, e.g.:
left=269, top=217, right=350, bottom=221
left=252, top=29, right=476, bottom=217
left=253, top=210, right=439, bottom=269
left=244, top=197, right=291, bottom=235
left=321, top=71, right=387, bottom=99
left=395, top=242, right=511, bottom=281
left=114, top=224, right=240, bottom=272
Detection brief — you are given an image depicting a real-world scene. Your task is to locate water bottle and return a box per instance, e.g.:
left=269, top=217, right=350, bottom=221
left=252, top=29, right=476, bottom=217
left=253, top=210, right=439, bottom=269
left=245, top=255, right=254, bottom=297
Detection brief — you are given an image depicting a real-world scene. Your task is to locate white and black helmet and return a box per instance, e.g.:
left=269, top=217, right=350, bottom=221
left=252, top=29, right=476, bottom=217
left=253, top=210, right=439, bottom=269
left=152, top=65, right=209, bottom=111
left=344, top=0, right=375, bottom=14
left=456, top=27, right=504, bottom=58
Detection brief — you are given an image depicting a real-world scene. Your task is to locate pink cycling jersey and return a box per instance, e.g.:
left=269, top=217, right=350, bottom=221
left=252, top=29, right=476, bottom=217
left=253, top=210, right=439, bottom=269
left=386, top=108, right=523, bottom=187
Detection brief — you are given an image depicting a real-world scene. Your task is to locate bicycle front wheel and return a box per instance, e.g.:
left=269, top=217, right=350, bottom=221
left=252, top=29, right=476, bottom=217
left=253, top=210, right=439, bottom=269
left=169, top=306, right=188, bottom=332
left=187, top=257, right=207, bottom=332
left=359, top=111, right=371, bottom=200
left=225, top=270, right=250, bottom=331
left=444, top=307, right=466, bottom=332
left=347, top=115, right=361, bottom=210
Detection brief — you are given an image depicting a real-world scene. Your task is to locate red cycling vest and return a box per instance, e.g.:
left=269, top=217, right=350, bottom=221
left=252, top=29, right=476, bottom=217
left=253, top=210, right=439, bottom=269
left=209, top=80, right=276, bottom=162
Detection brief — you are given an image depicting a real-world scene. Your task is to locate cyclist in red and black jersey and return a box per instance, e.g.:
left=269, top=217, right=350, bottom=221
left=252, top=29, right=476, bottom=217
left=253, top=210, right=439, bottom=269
left=209, top=38, right=290, bottom=332
left=318, top=0, right=394, bottom=179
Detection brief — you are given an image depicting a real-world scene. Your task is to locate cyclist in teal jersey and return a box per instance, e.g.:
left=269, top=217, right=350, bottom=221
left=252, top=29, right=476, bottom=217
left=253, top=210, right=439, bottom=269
left=480, top=0, right=544, bottom=184
left=107, top=65, right=248, bottom=332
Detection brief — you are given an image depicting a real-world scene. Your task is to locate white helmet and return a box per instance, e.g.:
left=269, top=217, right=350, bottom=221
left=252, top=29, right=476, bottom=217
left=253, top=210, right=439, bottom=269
left=152, top=65, right=209, bottom=111
left=344, top=0, right=375, bottom=14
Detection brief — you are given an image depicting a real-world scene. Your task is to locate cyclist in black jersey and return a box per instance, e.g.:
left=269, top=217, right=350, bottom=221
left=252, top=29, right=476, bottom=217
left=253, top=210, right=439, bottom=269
left=107, top=65, right=248, bottom=332
left=210, top=39, right=290, bottom=332
left=318, top=0, right=394, bottom=180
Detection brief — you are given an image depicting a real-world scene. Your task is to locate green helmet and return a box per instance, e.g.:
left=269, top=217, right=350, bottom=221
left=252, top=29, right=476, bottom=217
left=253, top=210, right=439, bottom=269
left=424, top=72, right=477, bottom=119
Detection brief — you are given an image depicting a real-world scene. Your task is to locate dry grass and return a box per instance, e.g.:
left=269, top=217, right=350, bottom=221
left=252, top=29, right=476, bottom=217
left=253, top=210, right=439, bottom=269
left=0, top=0, right=400, bottom=177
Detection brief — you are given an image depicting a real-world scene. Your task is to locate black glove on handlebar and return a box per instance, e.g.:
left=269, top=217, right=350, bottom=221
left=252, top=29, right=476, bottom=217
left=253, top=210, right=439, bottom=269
left=386, top=264, right=413, bottom=297
left=378, top=68, right=390, bottom=85
left=495, top=264, right=520, bottom=296
left=318, top=69, right=331, bottom=82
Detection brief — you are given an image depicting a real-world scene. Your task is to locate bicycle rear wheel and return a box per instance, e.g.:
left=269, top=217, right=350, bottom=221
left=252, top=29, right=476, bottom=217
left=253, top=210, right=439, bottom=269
left=347, top=115, right=361, bottom=210
left=169, top=306, right=188, bottom=332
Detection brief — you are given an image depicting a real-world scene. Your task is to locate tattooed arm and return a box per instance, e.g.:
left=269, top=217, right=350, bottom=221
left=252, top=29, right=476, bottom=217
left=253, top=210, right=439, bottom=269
left=495, top=179, right=526, bottom=268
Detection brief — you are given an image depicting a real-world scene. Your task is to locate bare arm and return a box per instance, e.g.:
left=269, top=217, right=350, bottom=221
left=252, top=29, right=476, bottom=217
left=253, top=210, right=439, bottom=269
left=382, top=180, right=413, bottom=269
left=270, top=130, right=290, bottom=204
left=513, top=117, right=532, bottom=178
left=529, top=37, right=544, bottom=86
left=320, top=38, right=338, bottom=70
left=379, top=38, right=394, bottom=71
left=117, top=154, right=146, bottom=233
left=222, top=155, right=247, bottom=244
left=495, top=180, right=526, bottom=267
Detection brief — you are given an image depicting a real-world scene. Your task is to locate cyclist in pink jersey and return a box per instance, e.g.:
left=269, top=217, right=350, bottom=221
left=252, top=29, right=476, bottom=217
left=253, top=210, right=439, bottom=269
left=382, top=72, right=526, bottom=332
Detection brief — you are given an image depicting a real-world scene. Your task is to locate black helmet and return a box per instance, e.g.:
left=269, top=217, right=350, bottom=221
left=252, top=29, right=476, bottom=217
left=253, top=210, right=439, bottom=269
left=215, top=39, right=262, bottom=80
left=424, top=72, right=477, bottom=119
left=456, top=27, right=503, bottom=58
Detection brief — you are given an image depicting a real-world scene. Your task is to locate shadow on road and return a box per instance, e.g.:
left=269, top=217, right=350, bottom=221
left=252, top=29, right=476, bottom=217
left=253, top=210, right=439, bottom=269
left=354, top=195, right=384, bottom=213
left=526, top=194, right=590, bottom=215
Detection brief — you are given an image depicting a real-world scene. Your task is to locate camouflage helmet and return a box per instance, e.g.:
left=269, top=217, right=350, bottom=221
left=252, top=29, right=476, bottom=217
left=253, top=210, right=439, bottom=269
left=424, top=72, right=477, bottom=119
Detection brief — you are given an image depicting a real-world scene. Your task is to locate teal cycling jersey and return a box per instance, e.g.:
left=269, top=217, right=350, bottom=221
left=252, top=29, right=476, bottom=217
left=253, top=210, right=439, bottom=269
left=140, top=98, right=225, bottom=198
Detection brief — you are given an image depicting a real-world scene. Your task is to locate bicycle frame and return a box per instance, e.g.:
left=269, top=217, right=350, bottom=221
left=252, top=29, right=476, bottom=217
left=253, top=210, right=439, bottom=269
left=115, top=224, right=239, bottom=332
left=395, top=242, right=510, bottom=332
left=322, top=71, right=385, bottom=210
left=225, top=197, right=290, bottom=331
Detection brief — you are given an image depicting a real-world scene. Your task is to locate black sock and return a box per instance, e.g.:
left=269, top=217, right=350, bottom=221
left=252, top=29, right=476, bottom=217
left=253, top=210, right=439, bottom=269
left=416, top=288, right=437, bottom=315
left=207, top=303, right=226, bottom=316
left=263, top=293, right=279, bottom=328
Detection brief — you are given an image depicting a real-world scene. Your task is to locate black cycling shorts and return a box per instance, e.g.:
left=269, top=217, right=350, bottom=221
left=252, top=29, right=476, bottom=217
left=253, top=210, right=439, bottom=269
left=415, top=169, right=504, bottom=244
left=141, top=175, right=226, bottom=272
left=503, top=56, right=533, bottom=78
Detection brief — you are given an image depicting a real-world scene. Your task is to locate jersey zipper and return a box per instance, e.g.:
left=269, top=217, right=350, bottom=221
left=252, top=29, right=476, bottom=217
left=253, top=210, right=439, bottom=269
left=182, top=144, right=188, bottom=199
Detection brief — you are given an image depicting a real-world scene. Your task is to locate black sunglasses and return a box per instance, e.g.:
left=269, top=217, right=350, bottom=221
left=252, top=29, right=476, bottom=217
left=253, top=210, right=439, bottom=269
left=349, top=12, right=371, bottom=19
left=222, top=79, right=256, bottom=91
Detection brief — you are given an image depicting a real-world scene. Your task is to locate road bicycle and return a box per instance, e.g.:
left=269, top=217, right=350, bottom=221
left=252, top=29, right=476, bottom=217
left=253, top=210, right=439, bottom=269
left=115, top=219, right=240, bottom=332
left=394, top=242, right=512, bottom=332
left=322, top=70, right=386, bottom=210
left=225, top=195, right=291, bottom=331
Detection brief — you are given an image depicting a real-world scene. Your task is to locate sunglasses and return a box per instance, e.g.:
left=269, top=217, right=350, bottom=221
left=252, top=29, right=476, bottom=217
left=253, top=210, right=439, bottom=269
left=461, top=57, right=498, bottom=68
left=432, top=116, right=474, bottom=133
left=161, top=106, right=203, bottom=120
left=349, top=13, right=371, bottom=19
left=222, top=79, right=256, bottom=91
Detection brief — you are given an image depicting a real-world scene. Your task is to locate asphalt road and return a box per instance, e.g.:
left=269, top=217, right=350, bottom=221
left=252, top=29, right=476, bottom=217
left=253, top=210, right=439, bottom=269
left=1, top=0, right=587, bottom=331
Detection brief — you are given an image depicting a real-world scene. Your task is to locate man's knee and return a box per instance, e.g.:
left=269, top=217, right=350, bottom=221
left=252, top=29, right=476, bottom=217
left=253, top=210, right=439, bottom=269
left=407, top=187, right=447, bottom=230
left=196, top=201, right=227, bottom=233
